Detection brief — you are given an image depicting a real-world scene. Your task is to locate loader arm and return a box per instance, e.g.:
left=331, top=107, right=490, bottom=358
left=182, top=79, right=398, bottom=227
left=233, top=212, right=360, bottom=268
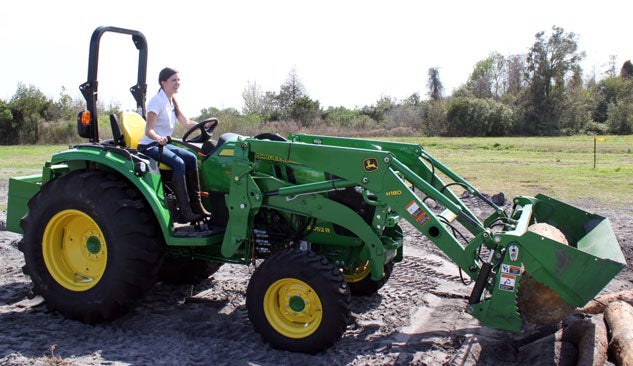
left=227, top=136, right=492, bottom=280
left=223, top=134, right=626, bottom=332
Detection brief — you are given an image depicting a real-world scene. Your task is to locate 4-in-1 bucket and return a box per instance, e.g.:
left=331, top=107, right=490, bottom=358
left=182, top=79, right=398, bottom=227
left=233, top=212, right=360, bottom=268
left=519, top=194, right=626, bottom=308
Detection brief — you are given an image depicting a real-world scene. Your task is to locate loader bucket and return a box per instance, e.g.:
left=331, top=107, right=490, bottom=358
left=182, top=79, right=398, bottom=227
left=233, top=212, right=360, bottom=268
left=516, top=194, right=626, bottom=307
left=473, top=194, right=626, bottom=332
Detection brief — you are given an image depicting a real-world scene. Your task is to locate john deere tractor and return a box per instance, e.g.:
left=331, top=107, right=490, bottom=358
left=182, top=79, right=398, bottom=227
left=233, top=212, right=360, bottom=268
left=5, top=26, right=627, bottom=354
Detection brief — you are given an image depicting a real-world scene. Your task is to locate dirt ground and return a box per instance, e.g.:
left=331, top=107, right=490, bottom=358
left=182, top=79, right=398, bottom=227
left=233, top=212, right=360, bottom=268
left=1, top=179, right=631, bottom=365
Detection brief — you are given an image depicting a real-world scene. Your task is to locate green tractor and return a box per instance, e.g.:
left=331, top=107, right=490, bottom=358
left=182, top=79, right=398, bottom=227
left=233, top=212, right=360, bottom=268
left=5, top=26, right=627, bottom=354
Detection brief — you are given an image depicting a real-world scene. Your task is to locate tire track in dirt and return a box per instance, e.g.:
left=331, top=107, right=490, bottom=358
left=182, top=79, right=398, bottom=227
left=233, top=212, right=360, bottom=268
left=0, top=196, right=631, bottom=365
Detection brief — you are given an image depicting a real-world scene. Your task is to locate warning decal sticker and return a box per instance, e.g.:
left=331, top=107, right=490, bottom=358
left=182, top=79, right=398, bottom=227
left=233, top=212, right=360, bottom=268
left=499, top=273, right=516, bottom=292
left=405, top=201, right=430, bottom=226
left=406, top=201, right=421, bottom=216
left=501, top=264, right=522, bottom=276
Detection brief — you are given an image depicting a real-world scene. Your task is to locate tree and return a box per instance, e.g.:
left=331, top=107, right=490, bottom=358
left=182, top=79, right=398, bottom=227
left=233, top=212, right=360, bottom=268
left=8, top=83, right=51, bottom=143
left=242, top=81, right=277, bottom=121
left=506, top=54, right=526, bottom=97
left=520, top=26, right=585, bottom=135
left=620, top=60, right=633, bottom=80
left=591, top=76, right=633, bottom=123
left=360, top=95, right=395, bottom=123
left=608, top=100, right=633, bottom=134
left=277, top=67, right=306, bottom=119
left=46, top=87, right=76, bottom=122
left=604, top=55, right=618, bottom=78
left=0, top=99, right=15, bottom=145
left=290, top=96, right=320, bottom=127
left=242, top=81, right=264, bottom=116
left=559, top=66, right=590, bottom=133
left=427, top=67, right=443, bottom=101
left=467, top=52, right=507, bottom=99
left=403, top=92, right=421, bottom=107
left=424, top=100, right=448, bottom=136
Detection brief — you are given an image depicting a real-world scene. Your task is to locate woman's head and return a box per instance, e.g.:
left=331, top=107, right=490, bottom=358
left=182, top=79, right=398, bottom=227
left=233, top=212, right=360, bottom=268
left=158, top=67, right=180, bottom=94
left=158, top=67, right=182, bottom=115
left=159, top=67, right=178, bottom=85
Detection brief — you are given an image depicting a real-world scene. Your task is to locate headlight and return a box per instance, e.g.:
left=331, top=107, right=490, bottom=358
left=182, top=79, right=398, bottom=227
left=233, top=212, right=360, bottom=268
left=134, top=161, right=147, bottom=176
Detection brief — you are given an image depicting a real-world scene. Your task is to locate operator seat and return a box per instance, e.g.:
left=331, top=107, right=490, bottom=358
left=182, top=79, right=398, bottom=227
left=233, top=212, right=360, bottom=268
left=118, top=111, right=171, bottom=170
left=119, top=111, right=145, bottom=149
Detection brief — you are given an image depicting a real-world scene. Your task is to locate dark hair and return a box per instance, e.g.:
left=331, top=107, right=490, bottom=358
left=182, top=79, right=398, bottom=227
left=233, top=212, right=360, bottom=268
left=158, top=67, right=181, bottom=117
left=158, top=67, right=178, bottom=85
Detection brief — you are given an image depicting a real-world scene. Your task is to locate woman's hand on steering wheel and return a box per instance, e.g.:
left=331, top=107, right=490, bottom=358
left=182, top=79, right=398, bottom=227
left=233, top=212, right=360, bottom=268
left=182, top=118, right=219, bottom=143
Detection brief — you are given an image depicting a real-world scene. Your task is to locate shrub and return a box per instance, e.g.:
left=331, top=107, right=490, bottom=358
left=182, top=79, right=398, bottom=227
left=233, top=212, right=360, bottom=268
left=607, top=100, right=633, bottom=134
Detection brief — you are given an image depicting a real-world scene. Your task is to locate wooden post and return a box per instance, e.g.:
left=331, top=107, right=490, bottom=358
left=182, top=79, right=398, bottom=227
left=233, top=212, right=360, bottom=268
left=594, top=136, right=597, bottom=169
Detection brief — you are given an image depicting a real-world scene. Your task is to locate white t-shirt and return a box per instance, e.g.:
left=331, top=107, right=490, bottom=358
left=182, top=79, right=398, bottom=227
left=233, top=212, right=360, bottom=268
left=139, top=89, right=176, bottom=145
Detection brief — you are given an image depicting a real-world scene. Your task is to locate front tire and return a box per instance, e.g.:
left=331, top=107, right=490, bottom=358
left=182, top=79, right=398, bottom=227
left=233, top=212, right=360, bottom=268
left=246, top=249, right=351, bottom=353
left=345, top=261, right=394, bottom=296
left=19, top=170, right=163, bottom=323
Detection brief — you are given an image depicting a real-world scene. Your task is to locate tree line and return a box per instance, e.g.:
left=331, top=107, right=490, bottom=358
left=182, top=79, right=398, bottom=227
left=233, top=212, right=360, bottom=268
left=1, top=26, right=632, bottom=145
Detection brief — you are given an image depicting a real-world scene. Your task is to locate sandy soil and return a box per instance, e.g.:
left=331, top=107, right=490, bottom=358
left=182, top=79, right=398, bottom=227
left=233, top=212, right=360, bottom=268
left=1, top=182, right=631, bottom=365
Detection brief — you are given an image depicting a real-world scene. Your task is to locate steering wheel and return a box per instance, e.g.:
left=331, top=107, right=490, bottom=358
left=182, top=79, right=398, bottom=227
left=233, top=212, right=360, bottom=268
left=182, top=118, right=219, bottom=143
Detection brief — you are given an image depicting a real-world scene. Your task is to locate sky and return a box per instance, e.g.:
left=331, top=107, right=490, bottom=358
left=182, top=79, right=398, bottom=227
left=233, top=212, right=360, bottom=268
left=1, top=0, right=630, bottom=116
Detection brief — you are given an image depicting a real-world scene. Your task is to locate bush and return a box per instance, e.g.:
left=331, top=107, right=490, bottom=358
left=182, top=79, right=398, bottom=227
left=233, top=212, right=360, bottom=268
left=607, top=100, right=633, bottom=134
left=323, top=106, right=359, bottom=127
left=582, top=121, right=609, bottom=135
left=446, top=97, right=514, bottom=136
left=38, top=120, right=83, bottom=144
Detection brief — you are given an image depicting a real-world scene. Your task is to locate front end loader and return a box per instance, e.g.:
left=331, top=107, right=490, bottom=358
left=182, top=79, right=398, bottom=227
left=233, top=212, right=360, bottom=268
left=4, top=26, right=627, bottom=354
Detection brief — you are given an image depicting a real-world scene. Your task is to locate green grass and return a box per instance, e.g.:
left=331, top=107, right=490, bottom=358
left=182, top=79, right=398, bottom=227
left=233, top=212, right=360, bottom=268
left=0, top=145, right=70, bottom=181
left=0, top=144, right=69, bottom=210
left=1, top=136, right=631, bottom=210
left=388, top=135, right=633, bottom=206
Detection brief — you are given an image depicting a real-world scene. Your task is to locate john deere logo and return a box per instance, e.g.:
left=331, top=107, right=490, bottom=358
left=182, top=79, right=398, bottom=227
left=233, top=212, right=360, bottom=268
left=364, top=158, right=379, bottom=172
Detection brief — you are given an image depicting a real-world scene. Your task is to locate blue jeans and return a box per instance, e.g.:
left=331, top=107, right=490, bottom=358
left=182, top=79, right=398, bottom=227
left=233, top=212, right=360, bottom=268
left=138, top=144, right=197, bottom=176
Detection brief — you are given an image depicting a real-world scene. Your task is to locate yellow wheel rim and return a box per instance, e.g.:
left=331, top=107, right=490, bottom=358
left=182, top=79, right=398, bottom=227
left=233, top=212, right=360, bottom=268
left=263, top=278, right=323, bottom=339
left=344, top=261, right=371, bottom=283
left=42, top=209, right=108, bottom=291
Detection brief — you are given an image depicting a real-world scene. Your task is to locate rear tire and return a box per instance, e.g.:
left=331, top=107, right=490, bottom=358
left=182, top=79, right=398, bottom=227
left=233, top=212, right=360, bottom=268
left=19, top=170, right=163, bottom=323
left=246, top=248, right=351, bottom=353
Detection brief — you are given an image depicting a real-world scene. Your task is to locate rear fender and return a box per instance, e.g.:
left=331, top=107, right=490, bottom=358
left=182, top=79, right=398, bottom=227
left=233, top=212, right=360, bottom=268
left=45, top=148, right=173, bottom=237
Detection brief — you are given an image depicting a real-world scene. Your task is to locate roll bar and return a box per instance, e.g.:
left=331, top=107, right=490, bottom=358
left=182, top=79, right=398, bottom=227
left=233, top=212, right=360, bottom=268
left=78, top=26, right=148, bottom=142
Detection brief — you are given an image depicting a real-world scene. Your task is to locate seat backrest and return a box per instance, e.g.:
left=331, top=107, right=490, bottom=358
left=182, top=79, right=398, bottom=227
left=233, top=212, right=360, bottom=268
left=119, top=111, right=171, bottom=171
left=120, top=111, right=146, bottom=149
left=109, top=114, right=125, bottom=146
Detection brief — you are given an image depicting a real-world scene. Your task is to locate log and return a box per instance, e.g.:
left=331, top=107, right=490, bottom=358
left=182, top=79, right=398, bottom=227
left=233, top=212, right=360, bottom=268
left=560, top=316, right=608, bottom=366
left=604, top=301, right=633, bottom=366
left=576, top=290, right=633, bottom=315
left=518, top=316, right=608, bottom=366
left=527, top=222, right=569, bottom=244
left=518, top=223, right=574, bottom=325
left=518, top=330, right=577, bottom=366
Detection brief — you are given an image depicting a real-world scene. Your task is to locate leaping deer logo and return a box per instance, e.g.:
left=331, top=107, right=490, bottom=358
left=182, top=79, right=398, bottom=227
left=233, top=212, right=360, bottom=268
left=364, top=158, right=379, bottom=172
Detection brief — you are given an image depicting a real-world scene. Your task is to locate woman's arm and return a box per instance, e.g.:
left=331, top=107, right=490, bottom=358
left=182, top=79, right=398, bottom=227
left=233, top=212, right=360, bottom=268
left=177, top=112, right=198, bottom=129
left=145, top=111, right=169, bottom=145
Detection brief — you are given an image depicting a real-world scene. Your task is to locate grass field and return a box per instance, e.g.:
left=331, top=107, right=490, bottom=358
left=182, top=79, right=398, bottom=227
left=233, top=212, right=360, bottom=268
left=1, top=136, right=631, bottom=209
left=389, top=135, right=633, bottom=206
